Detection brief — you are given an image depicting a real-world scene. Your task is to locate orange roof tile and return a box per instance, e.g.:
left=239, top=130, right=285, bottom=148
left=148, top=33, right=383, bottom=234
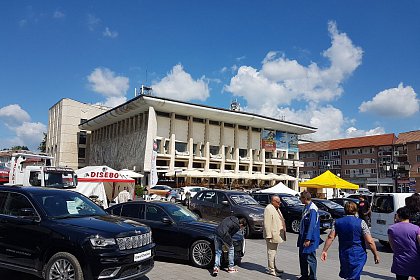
left=395, top=130, right=420, bottom=144
left=299, top=134, right=396, bottom=152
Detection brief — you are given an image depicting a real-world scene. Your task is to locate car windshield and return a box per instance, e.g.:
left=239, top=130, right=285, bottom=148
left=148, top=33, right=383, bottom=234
left=282, top=196, right=304, bottom=206
left=163, top=203, right=198, bottom=223
left=44, top=171, right=76, bottom=188
left=229, top=194, right=258, bottom=205
left=32, top=191, right=107, bottom=218
left=320, top=200, right=343, bottom=210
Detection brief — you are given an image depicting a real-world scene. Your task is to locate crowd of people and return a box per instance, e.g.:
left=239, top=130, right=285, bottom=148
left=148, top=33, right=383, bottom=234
left=212, top=191, right=420, bottom=280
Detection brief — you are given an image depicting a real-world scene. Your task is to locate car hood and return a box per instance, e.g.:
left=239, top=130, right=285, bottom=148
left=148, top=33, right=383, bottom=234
left=51, top=215, right=148, bottom=236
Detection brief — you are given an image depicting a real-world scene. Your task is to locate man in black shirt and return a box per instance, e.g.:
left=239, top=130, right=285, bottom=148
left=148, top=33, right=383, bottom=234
left=358, top=195, right=371, bottom=226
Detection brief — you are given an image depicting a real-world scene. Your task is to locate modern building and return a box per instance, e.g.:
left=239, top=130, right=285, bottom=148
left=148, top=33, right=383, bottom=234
left=394, top=130, right=420, bottom=192
left=46, top=98, right=109, bottom=170
left=299, top=133, right=419, bottom=193
left=79, top=94, right=316, bottom=190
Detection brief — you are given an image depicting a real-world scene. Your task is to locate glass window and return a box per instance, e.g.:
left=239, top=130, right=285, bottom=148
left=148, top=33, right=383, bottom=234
left=372, top=196, right=394, bottom=213
left=4, top=193, right=35, bottom=217
left=216, top=192, right=228, bottom=205
left=0, top=192, right=9, bottom=214
left=252, top=194, right=269, bottom=205
left=79, top=131, right=87, bottom=145
left=29, top=171, right=42, bottom=186
left=228, top=194, right=258, bottom=205
left=121, top=203, right=142, bottom=218
left=109, top=205, right=122, bottom=216
left=146, top=205, right=169, bottom=221
left=203, top=191, right=217, bottom=203
left=78, top=148, right=86, bottom=159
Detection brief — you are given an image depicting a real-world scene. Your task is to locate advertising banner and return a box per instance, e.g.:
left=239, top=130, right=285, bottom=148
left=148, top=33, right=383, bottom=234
left=261, top=129, right=276, bottom=151
left=288, top=133, right=299, bottom=153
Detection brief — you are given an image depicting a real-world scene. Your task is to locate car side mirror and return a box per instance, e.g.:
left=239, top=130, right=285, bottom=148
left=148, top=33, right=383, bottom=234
left=222, top=200, right=229, bottom=206
left=162, top=217, right=173, bottom=224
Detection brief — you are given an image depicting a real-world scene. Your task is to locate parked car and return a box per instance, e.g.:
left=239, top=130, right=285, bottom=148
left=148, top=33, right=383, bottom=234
left=347, top=194, right=373, bottom=204
left=106, top=201, right=244, bottom=268
left=250, top=193, right=333, bottom=234
left=370, top=192, right=413, bottom=246
left=189, top=190, right=264, bottom=237
left=311, top=198, right=345, bottom=219
left=329, top=197, right=360, bottom=207
left=177, top=186, right=207, bottom=205
left=0, top=186, right=155, bottom=280
left=148, top=185, right=177, bottom=202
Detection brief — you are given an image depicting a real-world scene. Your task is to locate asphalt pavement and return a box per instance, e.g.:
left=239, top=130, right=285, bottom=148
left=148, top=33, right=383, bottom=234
left=0, top=231, right=395, bottom=279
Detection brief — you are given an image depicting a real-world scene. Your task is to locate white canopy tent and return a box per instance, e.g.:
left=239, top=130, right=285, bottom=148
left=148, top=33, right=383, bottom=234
left=75, top=166, right=135, bottom=208
left=119, top=169, right=144, bottom=178
left=257, top=182, right=299, bottom=196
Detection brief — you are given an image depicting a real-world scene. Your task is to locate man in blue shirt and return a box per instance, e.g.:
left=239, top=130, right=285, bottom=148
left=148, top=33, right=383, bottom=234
left=297, top=191, right=322, bottom=280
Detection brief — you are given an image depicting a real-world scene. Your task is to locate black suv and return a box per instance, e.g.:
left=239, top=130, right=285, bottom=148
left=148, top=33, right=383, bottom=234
left=0, top=186, right=154, bottom=280
left=189, top=190, right=264, bottom=237
left=250, top=193, right=333, bottom=234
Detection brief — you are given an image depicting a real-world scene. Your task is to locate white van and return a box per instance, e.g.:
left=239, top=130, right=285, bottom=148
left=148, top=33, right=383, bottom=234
left=370, top=193, right=414, bottom=245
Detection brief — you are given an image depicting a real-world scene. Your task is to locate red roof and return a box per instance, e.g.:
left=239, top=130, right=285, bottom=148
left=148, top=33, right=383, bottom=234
left=395, top=130, right=420, bottom=144
left=299, top=134, right=396, bottom=152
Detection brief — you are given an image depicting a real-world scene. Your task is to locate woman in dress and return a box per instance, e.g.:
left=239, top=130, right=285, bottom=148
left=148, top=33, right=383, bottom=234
left=388, top=206, right=420, bottom=280
left=321, top=201, right=380, bottom=280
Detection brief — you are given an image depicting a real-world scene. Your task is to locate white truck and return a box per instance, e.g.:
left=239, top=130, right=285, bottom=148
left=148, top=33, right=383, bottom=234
left=7, top=153, right=77, bottom=188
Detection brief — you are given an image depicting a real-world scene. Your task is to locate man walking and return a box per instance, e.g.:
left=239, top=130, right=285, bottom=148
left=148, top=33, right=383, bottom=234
left=358, top=195, right=371, bottom=226
left=213, top=216, right=246, bottom=276
left=297, top=191, right=322, bottom=280
left=263, top=195, right=287, bottom=277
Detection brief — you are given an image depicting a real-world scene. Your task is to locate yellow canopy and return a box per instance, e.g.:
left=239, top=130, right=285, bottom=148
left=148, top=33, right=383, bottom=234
left=299, top=170, right=359, bottom=190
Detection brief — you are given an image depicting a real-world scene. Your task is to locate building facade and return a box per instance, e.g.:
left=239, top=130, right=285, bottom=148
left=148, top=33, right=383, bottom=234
left=79, top=95, right=316, bottom=190
left=46, top=98, right=109, bottom=170
left=299, top=133, right=419, bottom=193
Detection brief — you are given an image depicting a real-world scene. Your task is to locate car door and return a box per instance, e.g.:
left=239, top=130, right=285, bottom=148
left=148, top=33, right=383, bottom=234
left=0, top=191, right=8, bottom=263
left=0, top=192, right=43, bottom=268
left=144, top=205, right=179, bottom=257
left=198, top=191, right=218, bottom=221
left=215, top=192, right=233, bottom=219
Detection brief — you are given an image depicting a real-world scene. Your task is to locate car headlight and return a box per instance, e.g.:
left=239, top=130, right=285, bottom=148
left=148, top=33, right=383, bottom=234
left=249, top=213, right=263, bottom=219
left=89, top=235, right=116, bottom=248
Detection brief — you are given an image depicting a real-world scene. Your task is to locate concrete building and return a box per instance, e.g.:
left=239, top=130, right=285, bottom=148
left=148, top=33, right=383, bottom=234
left=46, top=98, right=109, bottom=170
left=299, top=133, right=419, bottom=193
left=79, top=94, right=316, bottom=190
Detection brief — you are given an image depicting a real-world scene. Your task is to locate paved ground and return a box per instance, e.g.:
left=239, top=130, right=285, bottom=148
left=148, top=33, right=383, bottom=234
left=0, top=232, right=394, bottom=279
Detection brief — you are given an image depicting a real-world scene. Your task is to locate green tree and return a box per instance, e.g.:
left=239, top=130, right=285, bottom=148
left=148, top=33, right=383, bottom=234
left=38, top=133, right=47, bottom=152
left=10, top=146, right=29, bottom=151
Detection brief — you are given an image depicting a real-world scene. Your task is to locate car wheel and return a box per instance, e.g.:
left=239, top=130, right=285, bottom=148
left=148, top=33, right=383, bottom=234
left=190, top=240, right=214, bottom=268
left=291, top=219, right=301, bottom=233
left=44, top=252, right=84, bottom=280
left=243, top=222, right=251, bottom=238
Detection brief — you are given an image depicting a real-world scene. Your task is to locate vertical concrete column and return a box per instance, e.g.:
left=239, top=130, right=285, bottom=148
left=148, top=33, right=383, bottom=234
left=261, top=148, right=266, bottom=174
left=188, top=137, right=193, bottom=169
left=170, top=112, right=175, bottom=136
left=220, top=144, right=226, bottom=172
left=204, top=142, right=210, bottom=171
left=169, top=134, right=176, bottom=170
left=248, top=127, right=252, bottom=174
left=234, top=124, right=239, bottom=173
left=220, top=122, right=225, bottom=172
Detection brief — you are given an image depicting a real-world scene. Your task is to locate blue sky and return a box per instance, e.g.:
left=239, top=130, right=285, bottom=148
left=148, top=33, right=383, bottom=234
left=1, top=1, right=419, bottom=151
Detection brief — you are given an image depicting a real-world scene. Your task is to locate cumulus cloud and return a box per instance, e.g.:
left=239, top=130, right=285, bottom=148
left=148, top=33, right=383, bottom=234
left=87, top=67, right=129, bottom=107
left=152, top=64, right=209, bottom=101
left=0, top=105, right=46, bottom=150
left=359, top=83, right=419, bottom=117
left=103, top=27, right=118, bottom=38
left=345, top=127, right=385, bottom=138
left=222, top=21, right=371, bottom=141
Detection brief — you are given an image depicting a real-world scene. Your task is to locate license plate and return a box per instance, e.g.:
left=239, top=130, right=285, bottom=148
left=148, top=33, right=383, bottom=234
left=323, top=223, right=331, bottom=228
left=377, top=219, right=386, bottom=225
left=134, top=250, right=151, bottom=262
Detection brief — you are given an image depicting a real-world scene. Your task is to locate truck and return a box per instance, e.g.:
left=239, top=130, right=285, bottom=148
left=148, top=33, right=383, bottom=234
left=6, top=153, right=77, bottom=188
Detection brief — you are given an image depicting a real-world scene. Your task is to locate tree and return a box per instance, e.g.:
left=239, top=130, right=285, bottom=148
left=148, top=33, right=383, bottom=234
left=10, top=146, right=29, bottom=151
left=38, top=133, right=47, bottom=153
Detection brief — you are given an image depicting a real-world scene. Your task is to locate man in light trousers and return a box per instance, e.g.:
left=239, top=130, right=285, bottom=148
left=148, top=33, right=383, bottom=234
left=263, top=195, right=287, bottom=277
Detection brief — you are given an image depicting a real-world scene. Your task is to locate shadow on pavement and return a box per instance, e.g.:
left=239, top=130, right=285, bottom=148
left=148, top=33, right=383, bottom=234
left=239, top=261, right=297, bottom=279
left=361, top=271, right=394, bottom=280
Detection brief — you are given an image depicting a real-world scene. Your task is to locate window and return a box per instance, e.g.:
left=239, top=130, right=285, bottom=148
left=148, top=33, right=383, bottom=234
left=79, top=131, right=87, bottom=145
left=417, top=155, right=420, bottom=162
left=252, top=194, right=269, bottom=205
left=121, top=204, right=142, bottom=218
left=202, top=191, right=217, bottom=203
left=145, top=205, right=169, bottom=221
left=416, top=143, right=420, bottom=150
left=78, top=148, right=86, bottom=159
left=175, top=142, right=187, bottom=153
left=239, top=149, right=247, bottom=158
left=371, top=169, right=376, bottom=174
left=29, top=171, right=42, bottom=186
left=0, top=192, right=8, bottom=214
left=372, top=196, right=394, bottom=213
left=216, top=192, right=228, bottom=205
left=358, top=169, right=364, bottom=174
left=345, top=170, right=350, bottom=175
left=4, top=193, right=35, bottom=217
left=345, top=160, right=350, bottom=165
left=210, top=146, right=220, bottom=155
left=109, top=205, right=122, bottom=216
left=358, top=159, right=363, bottom=164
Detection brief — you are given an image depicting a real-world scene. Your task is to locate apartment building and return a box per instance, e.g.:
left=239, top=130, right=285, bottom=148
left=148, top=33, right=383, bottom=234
left=299, top=134, right=398, bottom=192
left=394, top=130, right=420, bottom=192
left=79, top=94, right=316, bottom=190
left=46, top=98, right=109, bottom=170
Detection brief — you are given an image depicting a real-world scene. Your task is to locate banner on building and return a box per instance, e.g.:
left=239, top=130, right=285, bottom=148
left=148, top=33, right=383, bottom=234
left=150, top=140, right=158, bottom=187
left=262, top=130, right=299, bottom=153
left=261, top=129, right=276, bottom=151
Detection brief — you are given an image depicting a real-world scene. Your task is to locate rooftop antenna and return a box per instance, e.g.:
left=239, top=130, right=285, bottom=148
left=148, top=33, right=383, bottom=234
left=230, top=98, right=241, bottom=111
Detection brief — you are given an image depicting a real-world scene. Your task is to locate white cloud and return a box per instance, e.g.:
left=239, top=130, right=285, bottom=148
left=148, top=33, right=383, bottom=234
left=87, top=67, right=129, bottom=107
left=0, top=105, right=46, bottom=150
left=359, top=83, right=419, bottom=117
left=53, top=10, right=65, bottom=19
left=103, top=27, right=118, bottom=38
left=345, top=127, right=385, bottom=138
left=87, top=14, right=100, bottom=31
left=152, top=64, right=209, bottom=101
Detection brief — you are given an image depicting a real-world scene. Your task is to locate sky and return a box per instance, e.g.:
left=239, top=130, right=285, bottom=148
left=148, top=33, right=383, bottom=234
left=0, top=1, right=419, bottom=151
